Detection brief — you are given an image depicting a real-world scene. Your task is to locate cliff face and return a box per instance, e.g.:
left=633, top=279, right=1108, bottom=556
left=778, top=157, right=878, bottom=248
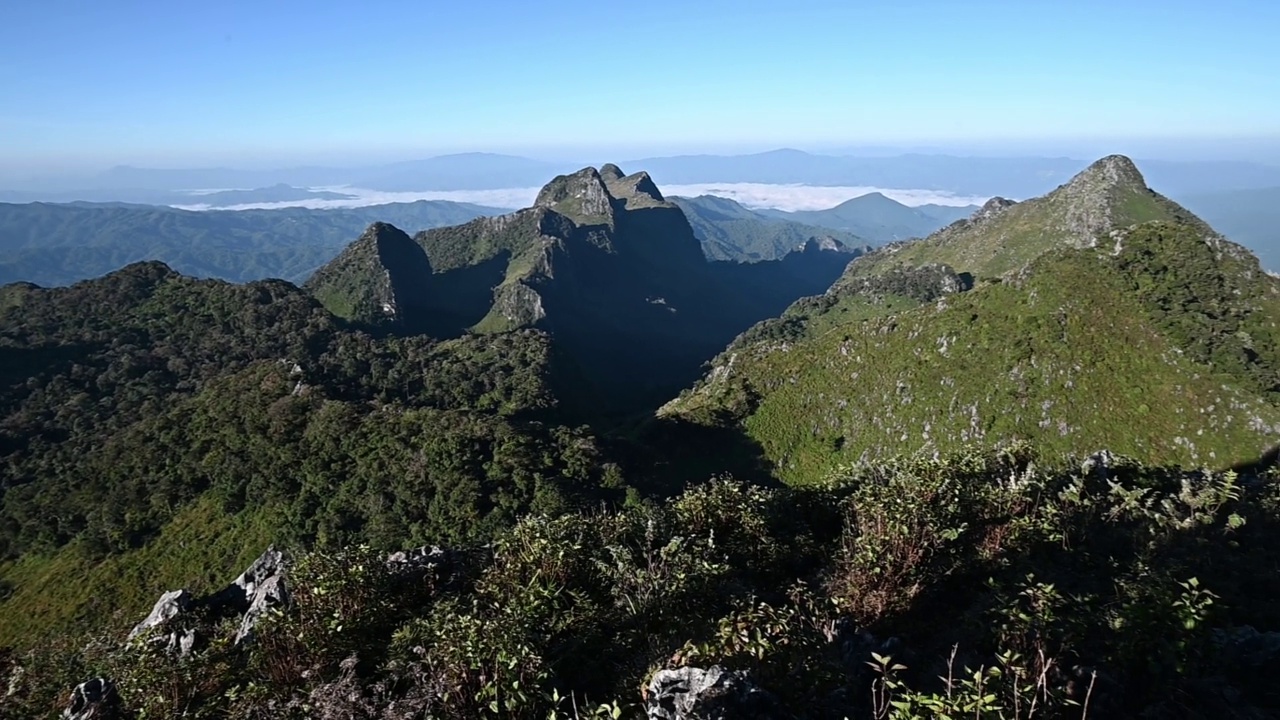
left=304, top=222, right=434, bottom=331
left=307, top=165, right=856, bottom=412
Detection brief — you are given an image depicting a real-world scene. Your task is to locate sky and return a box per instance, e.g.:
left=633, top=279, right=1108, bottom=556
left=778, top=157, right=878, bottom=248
left=2, top=0, right=1279, bottom=175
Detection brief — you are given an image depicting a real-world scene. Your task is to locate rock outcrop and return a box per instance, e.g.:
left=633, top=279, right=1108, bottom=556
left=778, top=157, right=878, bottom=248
left=61, top=678, right=118, bottom=720
left=128, top=546, right=290, bottom=652
left=644, top=666, right=781, bottom=720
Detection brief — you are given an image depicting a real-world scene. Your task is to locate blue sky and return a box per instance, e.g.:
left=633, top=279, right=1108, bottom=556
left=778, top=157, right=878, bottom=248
left=2, top=0, right=1278, bottom=172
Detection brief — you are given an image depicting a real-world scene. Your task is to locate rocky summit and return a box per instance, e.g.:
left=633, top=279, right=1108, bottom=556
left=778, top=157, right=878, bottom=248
left=306, top=164, right=859, bottom=412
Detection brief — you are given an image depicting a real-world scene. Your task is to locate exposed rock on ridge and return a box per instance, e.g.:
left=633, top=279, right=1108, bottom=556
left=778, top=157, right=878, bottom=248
left=128, top=546, right=290, bottom=652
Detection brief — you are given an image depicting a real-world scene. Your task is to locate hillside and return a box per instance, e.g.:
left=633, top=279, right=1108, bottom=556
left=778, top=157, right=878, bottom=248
left=0, top=262, right=625, bottom=648
left=9, top=448, right=1280, bottom=718
left=662, top=156, right=1280, bottom=484
left=307, top=165, right=858, bottom=412
left=183, top=183, right=357, bottom=207
left=0, top=200, right=501, bottom=287
left=6, top=157, right=1280, bottom=719
left=670, top=194, right=867, bottom=261
left=761, top=192, right=977, bottom=244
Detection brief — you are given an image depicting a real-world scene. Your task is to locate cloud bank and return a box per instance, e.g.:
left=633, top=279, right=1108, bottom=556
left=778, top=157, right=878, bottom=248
left=660, top=183, right=990, bottom=210
left=171, top=183, right=992, bottom=213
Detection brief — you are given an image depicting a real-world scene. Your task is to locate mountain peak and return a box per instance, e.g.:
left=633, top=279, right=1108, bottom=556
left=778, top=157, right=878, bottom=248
left=535, top=167, right=614, bottom=223
left=604, top=170, right=666, bottom=209
left=974, top=196, right=1016, bottom=222
left=361, top=221, right=411, bottom=242
left=305, top=221, right=432, bottom=328
left=1065, top=154, right=1147, bottom=193
left=599, top=163, right=626, bottom=181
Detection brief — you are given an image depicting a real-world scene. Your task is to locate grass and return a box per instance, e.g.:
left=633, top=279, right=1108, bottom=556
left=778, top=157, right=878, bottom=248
left=670, top=244, right=1280, bottom=486
left=0, top=497, right=284, bottom=650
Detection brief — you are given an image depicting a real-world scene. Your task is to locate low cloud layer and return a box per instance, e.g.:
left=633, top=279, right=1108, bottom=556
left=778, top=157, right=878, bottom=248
left=661, top=183, right=991, bottom=210
left=171, top=183, right=991, bottom=213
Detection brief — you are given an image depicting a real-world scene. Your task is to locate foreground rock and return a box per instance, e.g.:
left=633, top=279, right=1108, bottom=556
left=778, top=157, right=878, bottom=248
left=128, top=546, right=290, bottom=651
left=61, top=677, right=118, bottom=720
left=645, top=666, right=781, bottom=720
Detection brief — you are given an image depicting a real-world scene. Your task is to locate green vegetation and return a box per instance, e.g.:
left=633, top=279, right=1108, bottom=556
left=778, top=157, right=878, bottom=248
left=669, top=231, right=1280, bottom=485
left=6, top=156, right=1280, bottom=717
left=0, top=262, right=620, bottom=647
left=665, top=157, right=1280, bottom=486
left=7, top=447, right=1280, bottom=717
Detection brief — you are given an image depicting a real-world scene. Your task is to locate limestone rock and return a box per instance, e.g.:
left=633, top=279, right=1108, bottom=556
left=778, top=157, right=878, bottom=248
left=535, top=167, right=615, bottom=223
left=235, top=573, right=289, bottom=645
left=644, top=666, right=781, bottom=720
left=61, top=677, right=118, bottom=720
left=973, top=196, right=1016, bottom=223
left=127, top=546, right=291, bottom=652
left=212, top=545, right=288, bottom=612
left=127, top=588, right=193, bottom=641
left=386, top=545, right=451, bottom=573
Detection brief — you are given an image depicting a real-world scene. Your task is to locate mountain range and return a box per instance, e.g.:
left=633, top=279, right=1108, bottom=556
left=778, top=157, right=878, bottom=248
left=670, top=194, right=867, bottom=261
left=0, top=200, right=502, bottom=287
left=12, top=149, right=1280, bottom=201
left=0, top=190, right=875, bottom=290
left=757, top=192, right=976, bottom=244
left=305, top=163, right=860, bottom=411
left=6, top=154, right=1280, bottom=717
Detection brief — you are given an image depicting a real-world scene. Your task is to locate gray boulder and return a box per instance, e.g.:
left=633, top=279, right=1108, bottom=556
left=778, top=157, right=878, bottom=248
left=645, top=666, right=781, bottom=720
left=127, top=588, right=193, bottom=641
left=386, top=545, right=452, bottom=574
left=212, top=546, right=288, bottom=612
left=62, top=677, right=118, bottom=720
left=126, top=546, right=291, bottom=651
left=235, top=572, right=290, bottom=644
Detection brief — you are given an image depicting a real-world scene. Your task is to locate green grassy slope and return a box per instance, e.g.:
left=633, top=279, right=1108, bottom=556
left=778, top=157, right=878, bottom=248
left=670, top=243, right=1280, bottom=484
left=662, top=157, right=1280, bottom=485
left=846, top=156, right=1210, bottom=281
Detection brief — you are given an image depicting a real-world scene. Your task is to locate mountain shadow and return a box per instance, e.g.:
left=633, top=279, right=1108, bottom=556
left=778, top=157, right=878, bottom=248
left=307, top=165, right=868, bottom=417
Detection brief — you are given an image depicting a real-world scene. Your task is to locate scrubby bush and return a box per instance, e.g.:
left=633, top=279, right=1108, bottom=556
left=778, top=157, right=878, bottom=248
left=6, top=446, right=1280, bottom=718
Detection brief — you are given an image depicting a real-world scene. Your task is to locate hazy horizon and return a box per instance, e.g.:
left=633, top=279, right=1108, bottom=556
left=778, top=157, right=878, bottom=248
left=4, top=0, right=1279, bottom=181
left=5, top=139, right=1280, bottom=183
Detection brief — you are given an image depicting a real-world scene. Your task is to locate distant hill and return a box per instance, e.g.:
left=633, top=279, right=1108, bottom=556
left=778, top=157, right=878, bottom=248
left=758, top=192, right=977, bottom=244
left=670, top=195, right=868, bottom=261
left=15, top=150, right=1280, bottom=201
left=662, top=155, right=1280, bottom=482
left=0, top=200, right=502, bottom=287
left=185, top=184, right=357, bottom=207
left=1176, top=187, right=1280, bottom=270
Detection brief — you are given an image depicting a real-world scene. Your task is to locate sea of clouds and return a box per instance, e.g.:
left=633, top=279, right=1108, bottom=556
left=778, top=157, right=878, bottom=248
left=171, top=183, right=992, bottom=213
